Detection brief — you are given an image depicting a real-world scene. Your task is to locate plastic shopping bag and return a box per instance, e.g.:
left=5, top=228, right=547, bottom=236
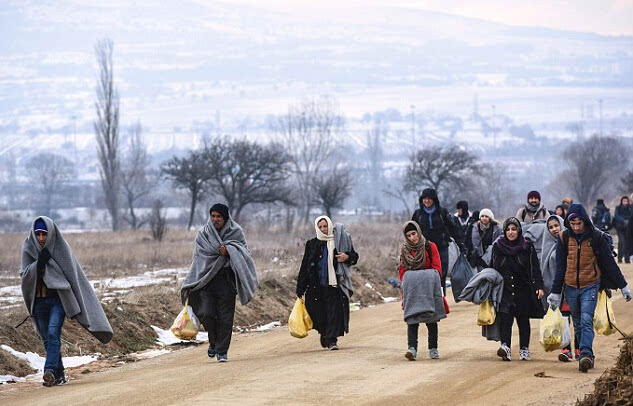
left=561, top=316, right=572, bottom=349
left=540, top=307, right=564, bottom=351
left=170, top=298, right=200, bottom=341
left=594, top=290, right=617, bottom=336
left=289, top=298, right=313, bottom=339
left=450, top=254, right=475, bottom=302
left=477, top=300, right=496, bottom=326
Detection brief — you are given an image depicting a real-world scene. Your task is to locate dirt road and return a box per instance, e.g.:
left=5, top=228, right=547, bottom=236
left=2, top=265, right=632, bottom=406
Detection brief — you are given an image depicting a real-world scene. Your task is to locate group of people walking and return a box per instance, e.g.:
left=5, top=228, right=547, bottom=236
left=18, top=188, right=633, bottom=387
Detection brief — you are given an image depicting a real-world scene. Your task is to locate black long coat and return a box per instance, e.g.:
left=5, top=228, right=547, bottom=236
left=296, top=238, right=359, bottom=335
left=491, top=242, right=545, bottom=318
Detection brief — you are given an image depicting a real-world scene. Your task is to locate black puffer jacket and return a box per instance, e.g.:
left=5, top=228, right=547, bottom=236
left=411, top=188, right=463, bottom=249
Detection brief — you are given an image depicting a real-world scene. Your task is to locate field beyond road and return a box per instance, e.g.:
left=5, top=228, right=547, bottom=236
left=2, top=264, right=631, bottom=406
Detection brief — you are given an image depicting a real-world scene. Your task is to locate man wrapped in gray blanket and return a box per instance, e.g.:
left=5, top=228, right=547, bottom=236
left=181, top=203, right=258, bottom=363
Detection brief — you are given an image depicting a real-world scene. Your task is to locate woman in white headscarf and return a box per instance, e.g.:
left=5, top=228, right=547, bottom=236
left=296, top=216, right=358, bottom=350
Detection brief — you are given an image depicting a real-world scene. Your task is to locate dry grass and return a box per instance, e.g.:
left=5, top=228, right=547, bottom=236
left=0, top=220, right=406, bottom=377
left=0, top=221, right=404, bottom=282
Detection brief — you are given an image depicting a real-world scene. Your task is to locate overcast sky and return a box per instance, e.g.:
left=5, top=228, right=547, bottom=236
left=220, top=0, right=633, bottom=36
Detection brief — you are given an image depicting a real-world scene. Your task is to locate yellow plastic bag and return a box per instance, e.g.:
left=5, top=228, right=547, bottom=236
left=540, top=307, right=564, bottom=351
left=594, top=290, right=617, bottom=336
left=289, top=298, right=313, bottom=339
left=477, top=300, right=496, bottom=326
left=170, top=298, right=200, bottom=341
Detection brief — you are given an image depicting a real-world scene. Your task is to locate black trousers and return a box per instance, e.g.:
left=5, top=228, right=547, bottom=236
left=617, top=230, right=630, bottom=263
left=407, top=322, right=438, bottom=350
left=499, top=312, right=531, bottom=349
left=198, top=268, right=237, bottom=355
left=320, top=286, right=345, bottom=345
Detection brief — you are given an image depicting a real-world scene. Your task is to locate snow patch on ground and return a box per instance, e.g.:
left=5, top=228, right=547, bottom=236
left=253, top=321, right=281, bottom=332
left=1, top=267, right=189, bottom=310
left=0, top=374, right=26, bottom=384
left=0, top=344, right=97, bottom=384
left=129, top=348, right=171, bottom=360
left=383, top=297, right=398, bottom=303
left=151, top=325, right=208, bottom=345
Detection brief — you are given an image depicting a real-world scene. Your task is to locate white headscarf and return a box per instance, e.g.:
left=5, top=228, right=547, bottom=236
left=315, top=215, right=337, bottom=286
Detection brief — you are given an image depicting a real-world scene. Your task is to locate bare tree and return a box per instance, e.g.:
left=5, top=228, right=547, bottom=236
left=276, top=96, right=344, bottom=222
left=622, top=170, right=633, bottom=194
left=403, top=145, right=481, bottom=199
left=150, top=199, right=167, bottom=242
left=30, top=153, right=76, bottom=216
left=120, top=121, right=154, bottom=229
left=563, top=135, right=630, bottom=205
left=203, top=138, right=292, bottom=221
left=94, top=38, right=121, bottom=231
left=161, top=149, right=212, bottom=230
left=314, top=168, right=353, bottom=218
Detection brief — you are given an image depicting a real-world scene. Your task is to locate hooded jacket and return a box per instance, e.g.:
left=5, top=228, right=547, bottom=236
left=411, top=188, right=463, bottom=248
left=614, top=199, right=632, bottom=231
left=551, top=204, right=628, bottom=294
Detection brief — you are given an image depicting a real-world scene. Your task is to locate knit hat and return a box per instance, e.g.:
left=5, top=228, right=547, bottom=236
left=404, top=222, right=418, bottom=234
left=34, top=219, right=47, bottom=234
left=527, top=190, right=541, bottom=201
left=479, top=208, right=494, bottom=222
left=209, top=203, right=230, bottom=220
left=597, top=199, right=604, bottom=205
left=456, top=201, right=469, bottom=211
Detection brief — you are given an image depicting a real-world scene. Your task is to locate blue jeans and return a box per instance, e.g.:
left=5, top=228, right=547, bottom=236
left=33, top=296, right=66, bottom=377
left=564, top=282, right=599, bottom=358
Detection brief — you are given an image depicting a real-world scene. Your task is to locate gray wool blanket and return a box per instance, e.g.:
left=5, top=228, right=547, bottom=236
left=334, top=223, right=354, bottom=299
left=522, top=220, right=546, bottom=260
left=458, top=267, right=504, bottom=306
left=20, top=216, right=113, bottom=344
left=181, top=218, right=258, bottom=306
left=402, top=269, right=446, bottom=325
left=540, top=215, right=565, bottom=303
left=457, top=267, right=504, bottom=343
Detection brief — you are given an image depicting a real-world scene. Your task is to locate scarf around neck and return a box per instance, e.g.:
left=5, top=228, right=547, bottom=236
left=495, top=217, right=528, bottom=256
left=400, top=221, right=427, bottom=270
left=423, top=205, right=437, bottom=228
left=315, top=215, right=337, bottom=286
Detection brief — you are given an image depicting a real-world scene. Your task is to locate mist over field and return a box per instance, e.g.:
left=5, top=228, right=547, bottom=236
left=1, top=0, right=632, bottom=229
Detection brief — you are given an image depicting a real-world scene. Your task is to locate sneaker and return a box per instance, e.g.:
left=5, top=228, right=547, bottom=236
left=405, top=347, right=417, bottom=361
left=497, top=344, right=511, bottom=361
left=574, top=349, right=581, bottom=361
left=207, top=346, right=216, bottom=358
left=519, top=348, right=531, bottom=361
left=328, top=343, right=339, bottom=351
left=216, top=354, right=228, bottom=363
left=54, top=372, right=67, bottom=386
left=558, top=349, right=573, bottom=362
left=579, top=356, right=593, bottom=373
left=428, top=348, right=439, bottom=359
left=42, top=370, right=55, bottom=387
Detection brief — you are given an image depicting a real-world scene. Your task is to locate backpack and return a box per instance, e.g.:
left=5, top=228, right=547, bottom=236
left=561, top=229, right=616, bottom=260
left=521, top=207, right=546, bottom=222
